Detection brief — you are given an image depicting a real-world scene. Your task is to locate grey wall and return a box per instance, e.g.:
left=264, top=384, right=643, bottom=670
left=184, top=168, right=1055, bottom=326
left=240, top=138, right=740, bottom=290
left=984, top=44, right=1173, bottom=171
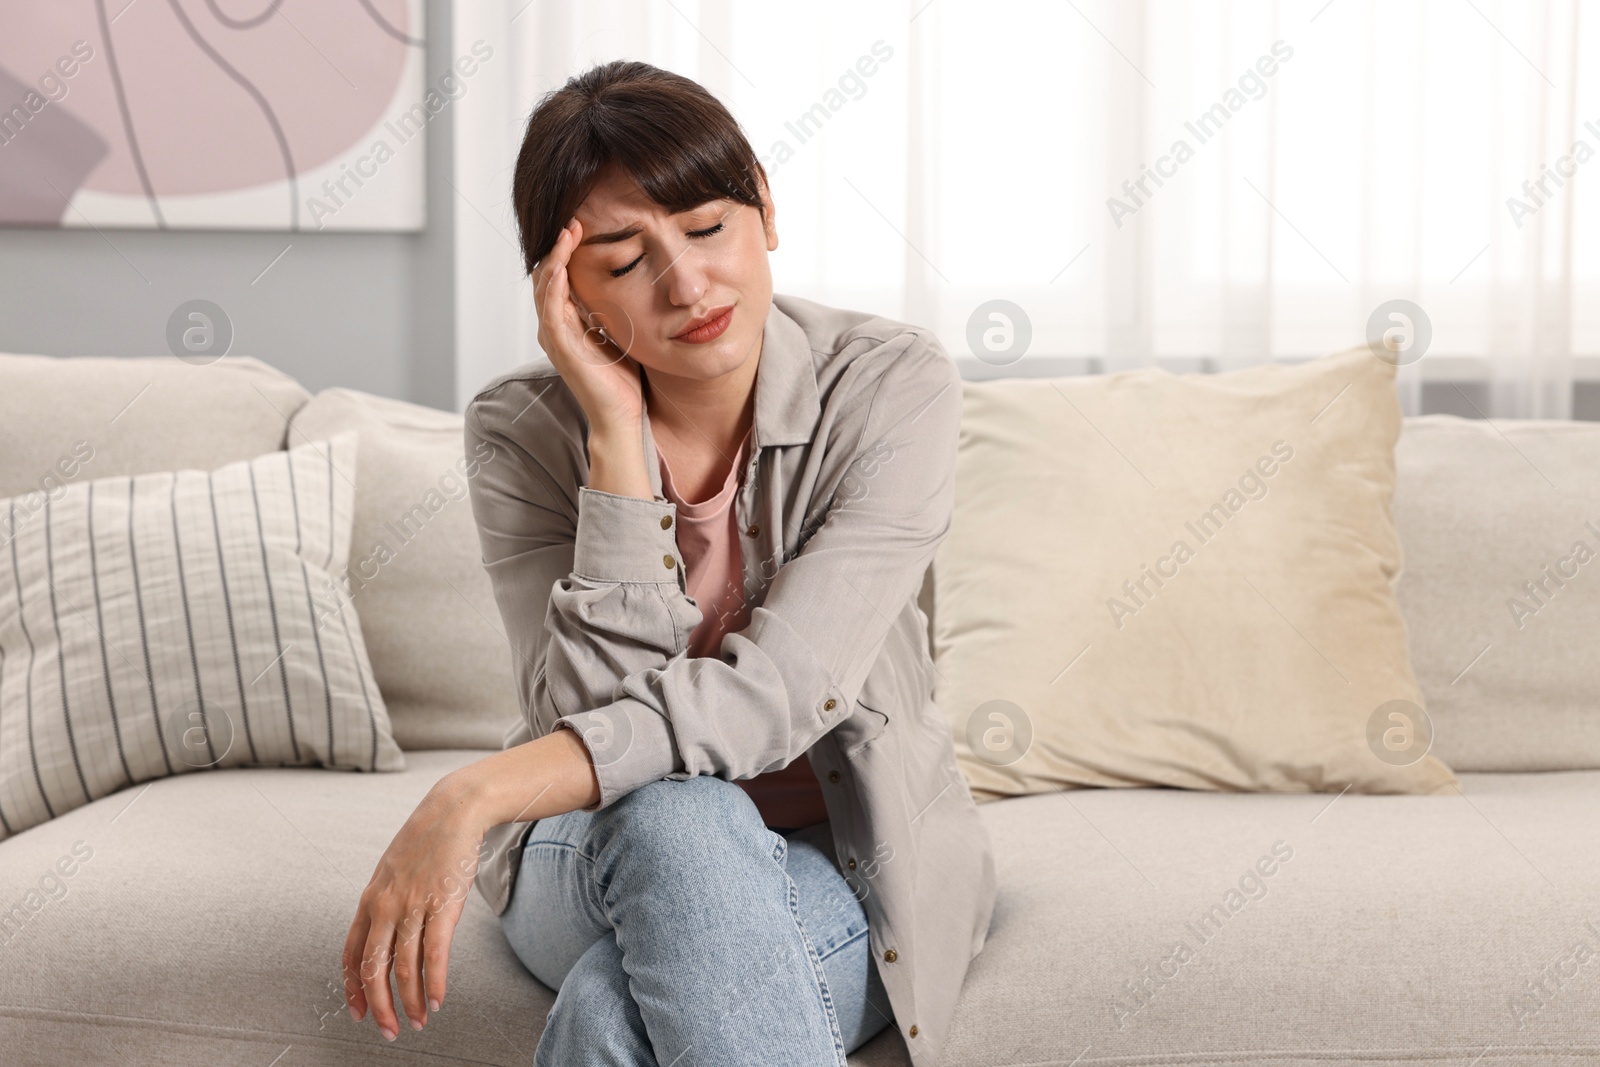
left=0, top=1, right=457, bottom=411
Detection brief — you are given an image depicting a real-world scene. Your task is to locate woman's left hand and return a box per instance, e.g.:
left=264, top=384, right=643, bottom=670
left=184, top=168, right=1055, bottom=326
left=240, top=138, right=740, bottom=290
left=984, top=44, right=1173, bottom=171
left=342, top=775, right=485, bottom=1040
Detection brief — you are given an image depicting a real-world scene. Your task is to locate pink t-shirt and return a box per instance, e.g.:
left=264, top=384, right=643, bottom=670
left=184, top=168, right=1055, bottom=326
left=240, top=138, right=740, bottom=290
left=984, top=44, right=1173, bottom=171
left=655, top=427, right=830, bottom=830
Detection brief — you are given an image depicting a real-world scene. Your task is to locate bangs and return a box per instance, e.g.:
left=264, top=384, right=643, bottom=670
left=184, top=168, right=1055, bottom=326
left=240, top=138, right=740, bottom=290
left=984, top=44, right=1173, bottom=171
left=589, top=114, right=761, bottom=220
left=512, top=60, right=766, bottom=277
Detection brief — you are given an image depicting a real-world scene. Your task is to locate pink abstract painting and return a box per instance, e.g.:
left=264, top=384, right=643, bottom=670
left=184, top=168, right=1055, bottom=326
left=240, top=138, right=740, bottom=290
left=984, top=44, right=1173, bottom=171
left=0, top=0, right=428, bottom=230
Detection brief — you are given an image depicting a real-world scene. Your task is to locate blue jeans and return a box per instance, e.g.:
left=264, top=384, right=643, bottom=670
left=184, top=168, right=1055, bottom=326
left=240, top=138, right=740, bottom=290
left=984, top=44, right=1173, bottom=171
left=498, top=773, right=895, bottom=1066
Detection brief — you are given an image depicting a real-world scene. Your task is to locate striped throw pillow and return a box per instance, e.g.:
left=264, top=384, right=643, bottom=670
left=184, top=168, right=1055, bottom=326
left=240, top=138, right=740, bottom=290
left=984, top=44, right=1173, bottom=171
left=0, top=431, right=403, bottom=840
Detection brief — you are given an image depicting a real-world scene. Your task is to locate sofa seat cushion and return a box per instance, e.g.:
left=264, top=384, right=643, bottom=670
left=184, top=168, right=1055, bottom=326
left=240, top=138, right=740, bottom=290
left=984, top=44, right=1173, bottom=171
left=4, top=758, right=1593, bottom=1065
left=0, top=749, right=547, bottom=1065
left=917, top=771, right=1600, bottom=1067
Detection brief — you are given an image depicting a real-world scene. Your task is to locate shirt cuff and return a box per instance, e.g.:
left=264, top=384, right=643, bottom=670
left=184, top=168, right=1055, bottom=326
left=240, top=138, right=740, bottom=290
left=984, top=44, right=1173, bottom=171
left=572, top=486, right=684, bottom=583
left=555, top=697, right=679, bottom=810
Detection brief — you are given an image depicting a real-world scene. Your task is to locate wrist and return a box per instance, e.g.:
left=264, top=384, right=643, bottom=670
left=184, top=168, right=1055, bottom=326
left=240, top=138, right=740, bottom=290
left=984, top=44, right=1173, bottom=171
left=587, top=418, right=641, bottom=452
left=435, top=765, right=494, bottom=834
left=586, top=422, right=652, bottom=500
left=448, top=728, right=602, bottom=833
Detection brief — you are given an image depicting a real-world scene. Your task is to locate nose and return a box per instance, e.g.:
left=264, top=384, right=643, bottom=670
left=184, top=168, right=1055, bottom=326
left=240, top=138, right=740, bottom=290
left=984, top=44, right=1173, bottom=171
left=659, top=241, right=708, bottom=307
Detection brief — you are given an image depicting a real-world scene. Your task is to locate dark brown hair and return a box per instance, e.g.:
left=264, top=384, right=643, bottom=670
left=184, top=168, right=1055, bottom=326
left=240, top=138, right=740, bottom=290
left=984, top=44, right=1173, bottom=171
left=510, top=60, right=768, bottom=278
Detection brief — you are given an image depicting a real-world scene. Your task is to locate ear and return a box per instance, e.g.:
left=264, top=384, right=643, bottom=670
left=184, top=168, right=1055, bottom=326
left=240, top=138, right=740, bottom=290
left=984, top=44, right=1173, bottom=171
left=756, top=166, right=778, bottom=251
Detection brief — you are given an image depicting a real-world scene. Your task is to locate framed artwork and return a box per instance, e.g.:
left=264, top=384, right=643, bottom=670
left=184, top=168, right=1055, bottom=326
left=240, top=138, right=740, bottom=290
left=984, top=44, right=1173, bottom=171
left=0, top=0, right=427, bottom=231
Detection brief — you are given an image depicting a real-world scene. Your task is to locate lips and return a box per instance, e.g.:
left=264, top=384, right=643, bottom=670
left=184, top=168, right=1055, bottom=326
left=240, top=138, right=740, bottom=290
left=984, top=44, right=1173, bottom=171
left=672, top=304, right=734, bottom=343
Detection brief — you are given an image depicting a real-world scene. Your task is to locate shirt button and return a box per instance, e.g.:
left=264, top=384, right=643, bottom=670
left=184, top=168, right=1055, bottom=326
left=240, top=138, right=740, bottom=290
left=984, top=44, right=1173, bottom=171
left=883, top=949, right=897, bottom=963
left=908, top=1025, right=919, bottom=1038
left=661, top=515, right=673, bottom=530
left=823, top=698, right=836, bottom=711
left=663, top=554, right=676, bottom=569
left=828, top=770, right=840, bottom=783
left=745, top=523, right=760, bottom=537
left=847, top=857, right=857, bottom=870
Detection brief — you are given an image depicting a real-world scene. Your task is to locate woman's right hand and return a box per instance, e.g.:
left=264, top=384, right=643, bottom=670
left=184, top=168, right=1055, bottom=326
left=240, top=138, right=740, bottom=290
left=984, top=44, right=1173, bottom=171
left=533, top=217, right=645, bottom=435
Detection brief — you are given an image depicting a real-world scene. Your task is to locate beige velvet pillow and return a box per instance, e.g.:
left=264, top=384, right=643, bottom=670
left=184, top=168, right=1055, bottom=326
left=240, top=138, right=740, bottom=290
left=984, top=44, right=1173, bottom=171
left=933, top=345, right=1459, bottom=800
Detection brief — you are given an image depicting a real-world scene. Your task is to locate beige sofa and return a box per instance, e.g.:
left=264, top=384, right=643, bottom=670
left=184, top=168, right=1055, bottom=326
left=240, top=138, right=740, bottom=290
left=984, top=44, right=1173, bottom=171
left=2, top=352, right=1597, bottom=1067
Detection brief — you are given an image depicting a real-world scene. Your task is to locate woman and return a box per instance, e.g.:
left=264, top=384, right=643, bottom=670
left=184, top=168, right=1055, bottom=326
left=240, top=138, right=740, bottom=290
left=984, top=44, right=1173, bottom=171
left=342, top=60, right=995, bottom=1067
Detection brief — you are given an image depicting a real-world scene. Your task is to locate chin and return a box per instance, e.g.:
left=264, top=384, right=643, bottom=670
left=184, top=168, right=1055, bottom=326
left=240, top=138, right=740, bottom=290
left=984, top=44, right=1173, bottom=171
left=664, top=327, right=758, bottom=375
left=686, top=341, right=753, bottom=380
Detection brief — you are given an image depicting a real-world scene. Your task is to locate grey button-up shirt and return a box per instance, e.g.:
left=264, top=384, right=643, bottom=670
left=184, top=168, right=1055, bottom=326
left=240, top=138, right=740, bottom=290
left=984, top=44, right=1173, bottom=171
left=465, top=293, right=996, bottom=1064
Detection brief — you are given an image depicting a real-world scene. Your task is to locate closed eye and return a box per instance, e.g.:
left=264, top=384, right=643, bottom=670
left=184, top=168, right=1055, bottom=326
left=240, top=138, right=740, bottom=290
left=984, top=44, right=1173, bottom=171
left=610, top=221, right=726, bottom=279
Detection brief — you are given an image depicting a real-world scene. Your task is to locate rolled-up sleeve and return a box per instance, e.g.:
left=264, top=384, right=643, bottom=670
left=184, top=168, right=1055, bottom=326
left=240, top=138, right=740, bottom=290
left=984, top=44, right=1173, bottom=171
left=463, top=394, right=702, bottom=769
left=555, top=333, right=962, bottom=811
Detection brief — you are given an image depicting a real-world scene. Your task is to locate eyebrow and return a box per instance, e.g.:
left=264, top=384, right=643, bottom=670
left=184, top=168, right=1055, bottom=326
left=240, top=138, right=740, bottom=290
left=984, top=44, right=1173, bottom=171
left=579, top=224, right=645, bottom=247
left=578, top=204, right=729, bottom=247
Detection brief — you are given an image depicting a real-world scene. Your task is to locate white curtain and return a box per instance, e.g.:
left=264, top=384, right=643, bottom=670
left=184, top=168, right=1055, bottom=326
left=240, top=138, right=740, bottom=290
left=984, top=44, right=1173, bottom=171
left=452, top=0, right=1598, bottom=418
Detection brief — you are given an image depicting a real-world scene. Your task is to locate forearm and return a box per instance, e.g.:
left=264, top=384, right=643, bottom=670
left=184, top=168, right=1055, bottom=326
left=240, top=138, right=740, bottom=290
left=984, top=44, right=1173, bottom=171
left=446, top=726, right=602, bottom=832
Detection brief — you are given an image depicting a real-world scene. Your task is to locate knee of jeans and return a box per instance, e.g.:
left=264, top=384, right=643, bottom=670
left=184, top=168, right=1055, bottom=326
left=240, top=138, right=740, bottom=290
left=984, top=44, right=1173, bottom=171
left=595, top=775, right=770, bottom=862
left=536, top=944, right=641, bottom=1063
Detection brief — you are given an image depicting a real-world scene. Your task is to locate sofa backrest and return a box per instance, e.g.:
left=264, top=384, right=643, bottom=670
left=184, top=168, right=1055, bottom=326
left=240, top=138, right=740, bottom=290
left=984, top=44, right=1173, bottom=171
left=1, top=352, right=521, bottom=754
left=0, top=352, right=309, bottom=501
left=1390, top=414, right=1600, bottom=773
left=10, top=351, right=1593, bottom=775
left=287, top=388, right=518, bottom=751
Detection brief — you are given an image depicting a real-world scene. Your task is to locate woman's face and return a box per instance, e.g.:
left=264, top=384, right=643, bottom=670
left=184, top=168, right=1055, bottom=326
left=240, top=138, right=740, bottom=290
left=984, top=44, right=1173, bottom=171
left=564, top=163, right=778, bottom=383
